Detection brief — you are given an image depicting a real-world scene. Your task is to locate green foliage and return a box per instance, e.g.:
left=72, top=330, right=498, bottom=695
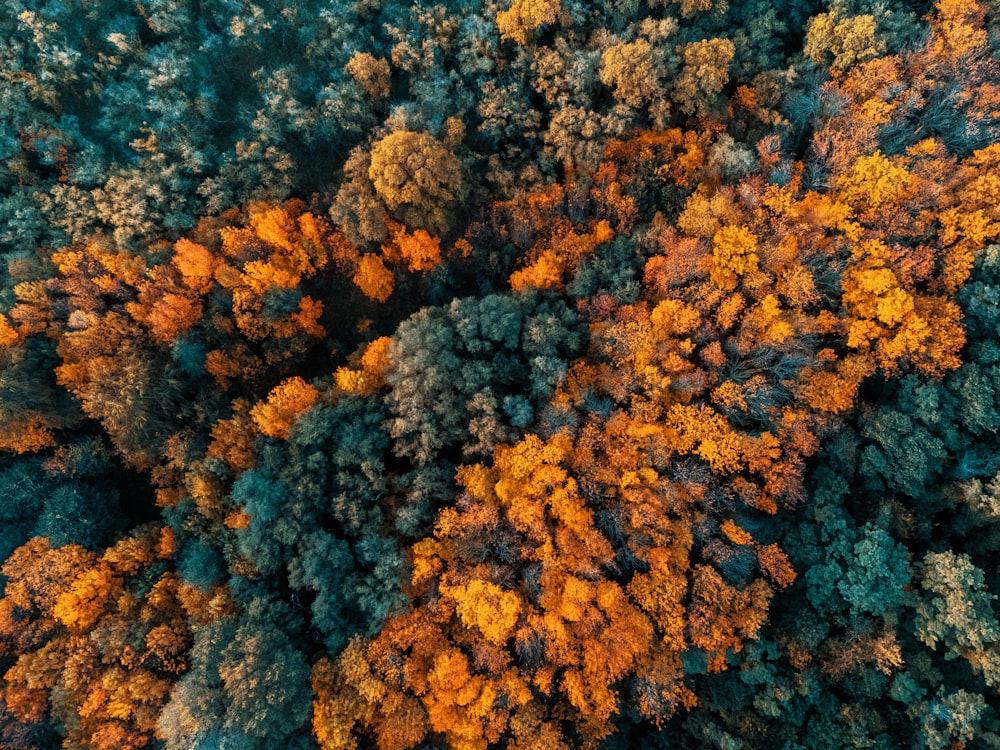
left=860, top=407, right=947, bottom=497
left=915, top=552, right=1000, bottom=665
left=838, top=524, right=911, bottom=619
left=386, top=291, right=583, bottom=463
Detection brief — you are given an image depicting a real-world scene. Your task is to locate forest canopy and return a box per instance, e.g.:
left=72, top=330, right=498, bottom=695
left=2, top=0, right=1000, bottom=748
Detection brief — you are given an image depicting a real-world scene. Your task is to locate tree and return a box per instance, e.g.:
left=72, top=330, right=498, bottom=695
left=353, top=254, right=395, bottom=302
left=600, top=40, right=660, bottom=109
left=345, top=52, right=391, bottom=99
left=804, top=11, right=885, bottom=71
left=710, top=225, right=759, bottom=291
left=673, top=39, right=735, bottom=120
left=496, top=0, right=560, bottom=45
left=250, top=377, right=319, bottom=439
left=368, top=131, right=467, bottom=235
left=915, top=551, right=1000, bottom=686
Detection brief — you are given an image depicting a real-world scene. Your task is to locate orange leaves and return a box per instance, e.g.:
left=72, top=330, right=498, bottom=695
left=383, top=223, right=443, bottom=273
left=757, top=543, right=796, bottom=588
left=1, top=529, right=190, bottom=748
left=627, top=546, right=690, bottom=652
left=644, top=230, right=709, bottom=292
left=423, top=647, right=526, bottom=748
left=345, top=51, right=391, bottom=98
left=603, top=129, right=709, bottom=191
left=509, top=220, right=614, bottom=292
left=127, top=291, right=202, bottom=343
left=52, top=565, right=120, bottom=630
left=250, top=376, right=319, bottom=438
left=929, top=0, right=989, bottom=62
left=0, top=416, right=56, bottom=453
left=494, top=433, right=613, bottom=568
left=720, top=519, right=753, bottom=546
left=172, top=238, right=216, bottom=293
left=354, top=254, right=394, bottom=302
left=798, top=355, right=876, bottom=414
left=250, top=203, right=331, bottom=276
left=688, top=565, right=772, bottom=666
left=1, top=537, right=94, bottom=613
left=0, top=312, right=20, bottom=347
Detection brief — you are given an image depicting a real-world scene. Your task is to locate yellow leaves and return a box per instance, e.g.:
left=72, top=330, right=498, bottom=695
left=674, top=38, right=735, bottom=118
left=804, top=11, right=884, bottom=70
left=494, top=433, right=567, bottom=484
left=650, top=299, right=699, bottom=338
left=450, top=580, right=521, bottom=645
left=240, top=259, right=300, bottom=294
left=334, top=367, right=373, bottom=394
left=339, top=639, right=389, bottom=705
left=312, top=650, right=365, bottom=750
left=455, top=463, right=497, bottom=503
left=837, top=239, right=963, bottom=376
left=710, top=225, right=759, bottom=291
left=496, top=0, right=559, bottom=44
left=424, top=648, right=504, bottom=748
left=677, top=185, right=738, bottom=239
left=368, top=131, right=465, bottom=234
left=410, top=539, right=445, bottom=587
left=345, top=51, right=391, bottom=98
left=335, top=336, right=390, bottom=396
left=736, top=293, right=794, bottom=351
left=600, top=39, right=658, bottom=108
left=353, top=254, right=394, bottom=302
left=620, top=466, right=659, bottom=489
left=250, top=376, right=319, bottom=438
left=837, top=151, right=913, bottom=210
left=844, top=251, right=911, bottom=326
left=939, top=205, right=1000, bottom=292
left=911, top=295, right=965, bottom=377
left=665, top=404, right=757, bottom=475
left=666, top=0, right=714, bottom=17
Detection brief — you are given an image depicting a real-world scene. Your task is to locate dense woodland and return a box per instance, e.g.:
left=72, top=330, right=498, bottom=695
left=2, top=0, right=1000, bottom=747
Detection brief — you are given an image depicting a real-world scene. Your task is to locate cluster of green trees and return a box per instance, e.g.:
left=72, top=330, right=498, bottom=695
left=2, top=0, right=1000, bottom=748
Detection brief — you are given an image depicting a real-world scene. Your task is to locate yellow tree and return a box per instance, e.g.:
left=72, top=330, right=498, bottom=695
left=250, top=376, right=320, bottom=439
left=369, top=131, right=467, bottom=234
left=496, top=0, right=560, bottom=45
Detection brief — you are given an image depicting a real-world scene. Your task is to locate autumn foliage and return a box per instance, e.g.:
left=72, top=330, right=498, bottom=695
left=2, top=1, right=1000, bottom=749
